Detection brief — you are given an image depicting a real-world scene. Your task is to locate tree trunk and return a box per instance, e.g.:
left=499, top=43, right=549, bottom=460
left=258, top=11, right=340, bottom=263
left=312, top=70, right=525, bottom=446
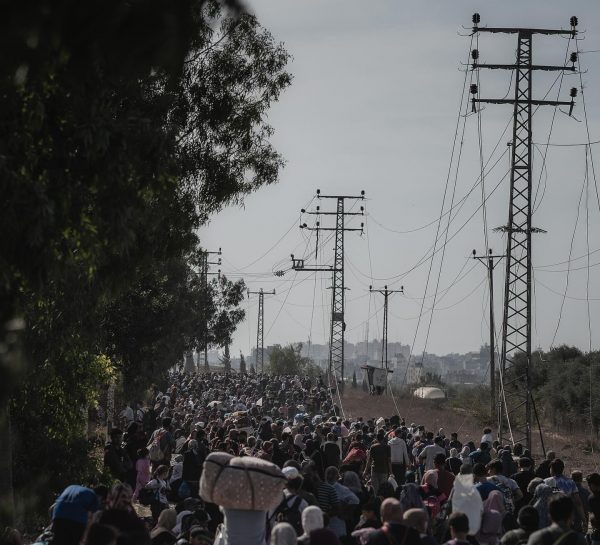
left=0, top=400, right=15, bottom=526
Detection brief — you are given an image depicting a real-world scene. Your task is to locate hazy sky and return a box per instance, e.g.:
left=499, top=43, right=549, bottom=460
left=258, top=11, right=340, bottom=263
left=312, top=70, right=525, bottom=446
left=201, top=0, right=600, bottom=360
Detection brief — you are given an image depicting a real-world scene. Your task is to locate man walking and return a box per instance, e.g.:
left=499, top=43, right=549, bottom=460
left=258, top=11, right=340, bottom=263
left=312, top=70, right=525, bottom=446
left=364, top=430, right=392, bottom=495
left=388, top=428, right=410, bottom=485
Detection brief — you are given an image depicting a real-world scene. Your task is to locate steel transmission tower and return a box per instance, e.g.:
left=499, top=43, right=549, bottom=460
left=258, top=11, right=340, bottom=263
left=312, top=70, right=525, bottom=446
left=292, top=189, right=365, bottom=387
left=471, top=13, right=578, bottom=449
left=200, top=248, right=221, bottom=372
left=247, top=288, right=276, bottom=373
left=369, top=285, right=404, bottom=372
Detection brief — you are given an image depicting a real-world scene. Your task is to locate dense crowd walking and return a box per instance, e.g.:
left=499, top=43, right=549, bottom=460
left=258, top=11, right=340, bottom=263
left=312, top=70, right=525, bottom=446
left=25, top=372, right=600, bottom=545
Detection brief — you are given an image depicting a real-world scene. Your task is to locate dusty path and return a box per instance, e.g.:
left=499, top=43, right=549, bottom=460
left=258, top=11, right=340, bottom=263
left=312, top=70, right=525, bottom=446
left=340, top=388, right=599, bottom=474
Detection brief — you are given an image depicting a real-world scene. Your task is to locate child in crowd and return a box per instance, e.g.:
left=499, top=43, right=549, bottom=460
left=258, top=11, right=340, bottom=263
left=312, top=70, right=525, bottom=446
left=133, top=447, right=150, bottom=502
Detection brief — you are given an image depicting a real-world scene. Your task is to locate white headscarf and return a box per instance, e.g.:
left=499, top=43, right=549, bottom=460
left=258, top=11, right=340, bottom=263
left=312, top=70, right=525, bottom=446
left=300, top=506, right=324, bottom=536
left=270, top=522, right=296, bottom=545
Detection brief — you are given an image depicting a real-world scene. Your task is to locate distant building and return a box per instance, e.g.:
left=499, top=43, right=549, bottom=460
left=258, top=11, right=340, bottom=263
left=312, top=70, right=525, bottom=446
left=406, top=362, right=423, bottom=385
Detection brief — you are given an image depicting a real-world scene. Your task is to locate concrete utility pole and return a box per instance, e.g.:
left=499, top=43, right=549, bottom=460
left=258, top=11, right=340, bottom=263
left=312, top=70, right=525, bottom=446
left=472, top=249, right=504, bottom=425
left=369, top=285, right=404, bottom=372
left=292, top=189, right=365, bottom=390
left=200, top=248, right=221, bottom=372
left=247, top=288, right=276, bottom=374
left=470, top=13, right=578, bottom=450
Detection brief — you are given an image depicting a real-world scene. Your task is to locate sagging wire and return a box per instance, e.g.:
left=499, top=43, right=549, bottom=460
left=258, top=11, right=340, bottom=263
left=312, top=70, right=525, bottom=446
left=550, top=147, right=587, bottom=347
left=402, top=33, right=474, bottom=385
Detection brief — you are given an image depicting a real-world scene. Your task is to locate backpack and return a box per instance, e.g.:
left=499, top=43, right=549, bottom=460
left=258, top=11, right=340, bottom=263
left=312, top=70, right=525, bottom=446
left=138, top=486, right=158, bottom=506
left=149, top=429, right=167, bottom=462
left=272, top=495, right=303, bottom=535
left=423, top=494, right=443, bottom=519
left=489, top=476, right=515, bottom=514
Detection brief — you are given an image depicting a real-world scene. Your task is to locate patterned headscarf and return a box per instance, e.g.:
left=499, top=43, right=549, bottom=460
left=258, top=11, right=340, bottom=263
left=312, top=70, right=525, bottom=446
left=533, top=484, right=553, bottom=528
left=399, top=483, right=424, bottom=512
left=107, top=483, right=133, bottom=511
left=342, top=471, right=362, bottom=494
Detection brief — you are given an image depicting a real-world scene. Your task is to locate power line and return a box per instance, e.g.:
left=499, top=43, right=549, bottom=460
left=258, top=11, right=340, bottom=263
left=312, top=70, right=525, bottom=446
left=532, top=35, right=573, bottom=215
left=536, top=260, right=600, bottom=274
left=368, top=141, right=510, bottom=237
left=224, top=196, right=316, bottom=272
left=533, top=139, right=600, bottom=147
left=536, top=247, right=600, bottom=269
left=550, top=145, right=587, bottom=346
left=389, top=276, right=486, bottom=319
left=536, top=278, right=600, bottom=302
left=576, top=38, right=600, bottom=214
left=402, top=34, right=475, bottom=386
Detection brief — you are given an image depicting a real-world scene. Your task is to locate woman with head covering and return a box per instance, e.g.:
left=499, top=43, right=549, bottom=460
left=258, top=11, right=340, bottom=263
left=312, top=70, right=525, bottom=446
left=269, top=522, right=297, bottom=545
left=399, top=483, right=424, bottom=512
left=484, top=490, right=506, bottom=514
left=342, top=471, right=363, bottom=497
left=171, top=509, right=193, bottom=536
left=294, top=434, right=306, bottom=452
left=532, top=483, right=553, bottom=529
left=95, top=483, right=149, bottom=544
left=527, top=477, right=543, bottom=497
left=476, top=490, right=505, bottom=545
left=459, top=446, right=471, bottom=465
left=106, top=483, right=135, bottom=512
left=446, top=447, right=462, bottom=475
left=150, top=508, right=177, bottom=545
left=297, top=506, right=324, bottom=545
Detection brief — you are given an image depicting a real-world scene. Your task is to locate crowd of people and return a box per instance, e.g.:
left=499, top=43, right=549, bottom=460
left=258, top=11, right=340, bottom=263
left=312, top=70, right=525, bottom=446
left=27, top=372, right=600, bottom=545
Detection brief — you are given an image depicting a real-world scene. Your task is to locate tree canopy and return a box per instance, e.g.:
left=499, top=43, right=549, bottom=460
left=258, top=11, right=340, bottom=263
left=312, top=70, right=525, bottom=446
left=0, top=0, right=291, bottom=522
left=268, top=344, right=316, bottom=376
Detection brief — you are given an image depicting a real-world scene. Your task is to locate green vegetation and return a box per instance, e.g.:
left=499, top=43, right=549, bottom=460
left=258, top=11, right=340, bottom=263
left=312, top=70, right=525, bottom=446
left=268, top=344, right=320, bottom=376
left=418, top=371, right=446, bottom=388
left=0, top=0, right=291, bottom=524
left=448, top=346, right=600, bottom=440
left=528, top=346, right=600, bottom=438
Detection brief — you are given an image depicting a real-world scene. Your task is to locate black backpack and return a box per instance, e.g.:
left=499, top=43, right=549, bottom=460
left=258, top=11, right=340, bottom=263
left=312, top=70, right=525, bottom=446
left=272, top=495, right=304, bottom=535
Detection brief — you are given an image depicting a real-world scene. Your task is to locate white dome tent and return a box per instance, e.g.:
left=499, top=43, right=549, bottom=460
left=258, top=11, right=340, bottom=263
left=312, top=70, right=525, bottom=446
left=413, top=386, right=446, bottom=400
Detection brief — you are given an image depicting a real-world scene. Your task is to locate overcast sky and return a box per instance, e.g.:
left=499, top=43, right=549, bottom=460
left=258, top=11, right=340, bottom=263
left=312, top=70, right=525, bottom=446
left=200, top=0, right=600, bottom=360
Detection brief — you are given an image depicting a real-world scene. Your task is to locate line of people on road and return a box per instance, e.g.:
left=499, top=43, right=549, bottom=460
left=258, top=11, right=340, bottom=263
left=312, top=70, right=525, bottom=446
left=27, top=371, right=600, bottom=545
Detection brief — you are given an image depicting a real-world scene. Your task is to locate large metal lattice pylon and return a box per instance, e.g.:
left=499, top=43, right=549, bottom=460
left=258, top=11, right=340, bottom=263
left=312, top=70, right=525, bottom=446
left=199, top=248, right=221, bottom=372
left=292, top=189, right=365, bottom=387
left=248, top=288, right=276, bottom=373
left=329, top=197, right=345, bottom=385
left=471, top=13, right=578, bottom=450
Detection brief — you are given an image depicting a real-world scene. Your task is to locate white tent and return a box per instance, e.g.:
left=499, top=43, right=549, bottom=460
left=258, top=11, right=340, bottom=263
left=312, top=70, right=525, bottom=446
left=413, top=386, right=445, bottom=400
